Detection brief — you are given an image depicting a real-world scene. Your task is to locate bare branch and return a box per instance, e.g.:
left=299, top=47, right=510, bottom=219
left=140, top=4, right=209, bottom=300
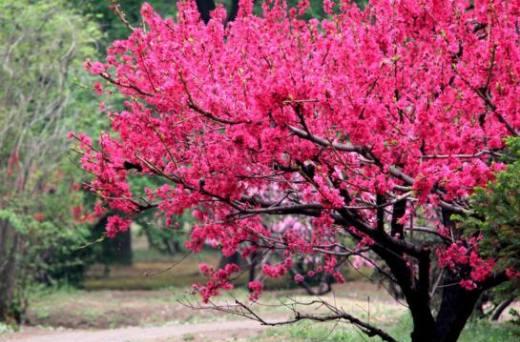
left=109, top=0, right=135, bottom=31
left=205, top=299, right=398, bottom=342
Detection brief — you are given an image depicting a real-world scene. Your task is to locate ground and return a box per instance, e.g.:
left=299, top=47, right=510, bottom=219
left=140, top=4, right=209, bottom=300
left=1, top=281, right=405, bottom=342
left=2, top=280, right=519, bottom=342
left=1, top=248, right=519, bottom=342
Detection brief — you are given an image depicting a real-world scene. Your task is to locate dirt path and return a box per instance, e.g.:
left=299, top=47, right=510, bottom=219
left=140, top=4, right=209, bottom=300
left=1, top=282, right=406, bottom=342
left=2, top=320, right=269, bottom=342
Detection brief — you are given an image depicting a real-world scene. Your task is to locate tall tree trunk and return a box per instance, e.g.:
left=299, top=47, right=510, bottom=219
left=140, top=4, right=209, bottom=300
left=373, top=245, right=436, bottom=342
left=433, top=273, right=482, bottom=342
left=218, top=252, right=241, bottom=269
left=93, top=214, right=133, bottom=266
left=248, top=250, right=258, bottom=282
left=0, top=220, right=22, bottom=322
left=112, top=229, right=133, bottom=265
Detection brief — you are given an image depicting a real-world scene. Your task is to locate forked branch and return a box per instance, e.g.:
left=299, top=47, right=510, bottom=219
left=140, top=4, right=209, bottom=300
left=183, top=298, right=398, bottom=342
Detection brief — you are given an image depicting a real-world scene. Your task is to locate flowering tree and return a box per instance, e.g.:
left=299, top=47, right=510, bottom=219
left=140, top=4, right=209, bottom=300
left=78, top=0, right=519, bottom=341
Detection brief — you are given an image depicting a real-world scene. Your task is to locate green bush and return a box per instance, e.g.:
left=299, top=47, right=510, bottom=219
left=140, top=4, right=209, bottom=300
left=0, top=0, right=102, bottom=322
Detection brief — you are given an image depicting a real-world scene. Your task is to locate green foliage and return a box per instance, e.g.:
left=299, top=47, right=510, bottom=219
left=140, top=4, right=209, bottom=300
left=0, top=0, right=104, bottom=322
left=70, top=0, right=370, bottom=47
left=69, top=0, right=178, bottom=44
left=136, top=210, right=192, bottom=255
left=387, top=315, right=520, bottom=342
left=285, top=0, right=369, bottom=19
left=455, top=137, right=520, bottom=313
left=0, top=0, right=102, bottom=278
left=461, top=138, right=520, bottom=278
left=0, top=207, right=93, bottom=282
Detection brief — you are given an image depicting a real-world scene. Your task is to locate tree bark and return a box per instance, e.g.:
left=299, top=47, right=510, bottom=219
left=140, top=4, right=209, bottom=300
left=390, top=199, right=406, bottom=239
left=433, top=273, right=482, bottom=342
left=371, top=244, right=436, bottom=342
left=218, top=252, right=241, bottom=269
left=92, top=214, right=133, bottom=266
left=0, top=220, right=22, bottom=322
left=248, top=250, right=258, bottom=282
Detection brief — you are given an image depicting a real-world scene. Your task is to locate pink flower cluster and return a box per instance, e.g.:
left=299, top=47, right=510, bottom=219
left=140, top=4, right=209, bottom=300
left=105, top=215, right=131, bottom=238
left=437, top=242, right=496, bottom=290
left=263, top=257, right=293, bottom=278
left=193, top=263, right=240, bottom=303
left=248, top=280, right=263, bottom=301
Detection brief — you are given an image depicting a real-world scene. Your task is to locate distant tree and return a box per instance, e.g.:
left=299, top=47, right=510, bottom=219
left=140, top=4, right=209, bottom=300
left=0, top=0, right=101, bottom=322
left=69, top=0, right=178, bottom=43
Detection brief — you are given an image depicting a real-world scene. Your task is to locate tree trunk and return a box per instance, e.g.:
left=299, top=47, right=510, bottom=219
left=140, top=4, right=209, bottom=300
left=428, top=211, right=482, bottom=342
left=372, top=243, right=435, bottom=342
left=248, top=250, right=258, bottom=282
left=0, top=220, right=22, bottom=322
left=218, top=252, right=241, bottom=269
left=408, top=294, right=436, bottom=342
left=93, top=214, right=133, bottom=266
left=112, top=229, right=133, bottom=265
left=433, top=274, right=482, bottom=342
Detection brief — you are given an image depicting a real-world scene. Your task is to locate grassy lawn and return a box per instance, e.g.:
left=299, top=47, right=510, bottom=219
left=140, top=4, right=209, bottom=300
left=83, top=248, right=371, bottom=292
left=83, top=249, right=220, bottom=291
left=254, top=317, right=520, bottom=342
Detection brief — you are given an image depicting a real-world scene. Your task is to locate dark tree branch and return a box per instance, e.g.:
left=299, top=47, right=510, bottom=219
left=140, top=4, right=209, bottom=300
left=109, top=0, right=135, bottom=31
left=100, top=72, right=152, bottom=97
left=490, top=296, right=515, bottom=321
left=391, top=199, right=406, bottom=239
left=195, top=0, right=216, bottom=24
left=376, top=194, right=385, bottom=232
left=227, top=0, right=240, bottom=23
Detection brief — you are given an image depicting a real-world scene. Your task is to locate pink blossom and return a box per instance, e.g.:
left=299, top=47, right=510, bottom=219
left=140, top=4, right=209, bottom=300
left=93, top=82, right=103, bottom=96
left=506, top=268, right=520, bottom=279
left=294, top=273, right=305, bottom=283
left=459, top=279, right=477, bottom=291
left=248, top=280, right=263, bottom=301
left=84, top=60, right=106, bottom=75
left=105, top=215, right=131, bottom=238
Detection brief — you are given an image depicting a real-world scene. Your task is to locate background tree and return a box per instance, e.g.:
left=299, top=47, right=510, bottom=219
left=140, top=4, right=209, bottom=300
left=0, top=0, right=102, bottom=322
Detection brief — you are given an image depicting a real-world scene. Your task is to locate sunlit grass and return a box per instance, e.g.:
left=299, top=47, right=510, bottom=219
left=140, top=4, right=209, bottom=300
left=254, top=315, right=520, bottom=342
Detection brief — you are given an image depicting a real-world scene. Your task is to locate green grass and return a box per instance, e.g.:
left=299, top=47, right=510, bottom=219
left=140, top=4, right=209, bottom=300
left=0, top=322, right=15, bottom=335
left=257, top=316, right=520, bottom=342
left=84, top=250, right=219, bottom=290
left=262, top=321, right=368, bottom=341
left=84, top=248, right=307, bottom=291
left=459, top=320, right=520, bottom=342
left=388, top=315, right=520, bottom=342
